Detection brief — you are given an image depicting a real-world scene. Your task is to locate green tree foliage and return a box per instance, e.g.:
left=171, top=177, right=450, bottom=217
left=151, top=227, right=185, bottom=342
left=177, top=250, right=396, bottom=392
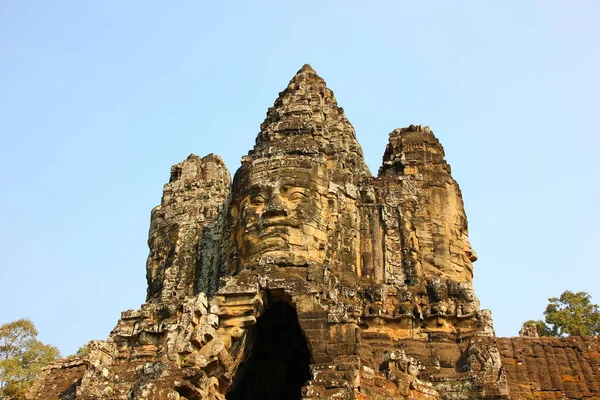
left=0, top=319, right=60, bottom=400
left=70, top=344, right=88, bottom=358
left=523, top=291, right=600, bottom=337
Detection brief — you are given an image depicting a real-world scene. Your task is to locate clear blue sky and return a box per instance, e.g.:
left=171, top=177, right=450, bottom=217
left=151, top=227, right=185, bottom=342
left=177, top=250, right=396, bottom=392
left=1, top=1, right=598, bottom=356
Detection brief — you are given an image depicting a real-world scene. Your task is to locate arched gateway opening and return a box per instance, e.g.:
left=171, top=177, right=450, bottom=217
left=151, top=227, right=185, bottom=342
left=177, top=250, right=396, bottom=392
left=226, top=301, right=311, bottom=400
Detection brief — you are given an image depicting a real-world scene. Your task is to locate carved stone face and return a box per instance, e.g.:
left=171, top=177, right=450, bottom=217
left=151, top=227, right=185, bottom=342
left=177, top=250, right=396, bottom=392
left=232, top=158, right=331, bottom=268
left=459, top=282, right=476, bottom=302
left=462, top=234, right=478, bottom=263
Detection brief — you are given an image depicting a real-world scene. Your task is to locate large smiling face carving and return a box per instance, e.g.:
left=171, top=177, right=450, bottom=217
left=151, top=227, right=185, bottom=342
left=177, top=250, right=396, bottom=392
left=231, top=157, right=331, bottom=268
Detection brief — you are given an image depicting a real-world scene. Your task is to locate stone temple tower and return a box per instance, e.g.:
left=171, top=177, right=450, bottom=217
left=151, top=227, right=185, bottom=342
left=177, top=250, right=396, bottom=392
left=28, top=65, right=600, bottom=400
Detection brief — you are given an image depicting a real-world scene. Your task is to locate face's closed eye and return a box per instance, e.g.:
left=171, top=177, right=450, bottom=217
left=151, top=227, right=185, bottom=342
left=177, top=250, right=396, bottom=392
left=250, top=194, right=267, bottom=206
left=288, top=189, right=309, bottom=202
left=280, top=185, right=309, bottom=202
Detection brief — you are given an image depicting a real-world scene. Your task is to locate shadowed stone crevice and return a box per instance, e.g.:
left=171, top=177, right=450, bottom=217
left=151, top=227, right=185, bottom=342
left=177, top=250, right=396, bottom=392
left=226, top=302, right=311, bottom=400
left=58, top=379, right=81, bottom=400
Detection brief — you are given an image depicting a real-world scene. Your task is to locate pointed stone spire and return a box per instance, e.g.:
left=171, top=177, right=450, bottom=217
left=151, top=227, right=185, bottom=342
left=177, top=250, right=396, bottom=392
left=298, top=63, right=317, bottom=73
left=378, top=125, right=477, bottom=284
left=379, top=125, right=451, bottom=177
left=250, top=64, right=370, bottom=178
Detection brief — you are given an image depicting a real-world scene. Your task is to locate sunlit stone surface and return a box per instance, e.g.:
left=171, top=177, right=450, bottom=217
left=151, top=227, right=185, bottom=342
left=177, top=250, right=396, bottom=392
left=28, top=65, right=600, bottom=400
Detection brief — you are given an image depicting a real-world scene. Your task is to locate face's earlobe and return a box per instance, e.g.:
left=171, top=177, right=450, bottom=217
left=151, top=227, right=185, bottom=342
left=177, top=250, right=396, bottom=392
left=230, top=205, right=239, bottom=221
left=325, top=193, right=338, bottom=218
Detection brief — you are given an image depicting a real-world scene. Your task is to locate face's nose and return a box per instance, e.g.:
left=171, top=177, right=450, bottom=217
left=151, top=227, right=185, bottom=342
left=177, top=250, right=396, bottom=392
left=263, top=193, right=288, bottom=218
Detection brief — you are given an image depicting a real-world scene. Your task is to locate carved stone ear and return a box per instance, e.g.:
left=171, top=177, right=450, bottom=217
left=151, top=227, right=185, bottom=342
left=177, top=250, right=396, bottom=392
left=230, top=204, right=239, bottom=220
left=326, top=192, right=338, bottom=213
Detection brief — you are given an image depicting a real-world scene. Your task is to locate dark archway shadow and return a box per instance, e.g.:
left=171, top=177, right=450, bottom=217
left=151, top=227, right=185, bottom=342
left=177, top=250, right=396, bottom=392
left=226, top=302, right=311, bottom=400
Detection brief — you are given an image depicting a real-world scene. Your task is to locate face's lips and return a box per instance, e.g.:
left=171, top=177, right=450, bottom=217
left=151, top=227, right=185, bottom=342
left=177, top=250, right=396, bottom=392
left=258, top=216, right=301, bottom=229
left=250, top=230, right=288, bottom=254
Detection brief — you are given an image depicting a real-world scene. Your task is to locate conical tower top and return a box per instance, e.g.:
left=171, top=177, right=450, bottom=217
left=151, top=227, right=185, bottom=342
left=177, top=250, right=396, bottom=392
left=250, top=64, right=370, bottom=177
left=298, top=63, right=316, bottom=74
